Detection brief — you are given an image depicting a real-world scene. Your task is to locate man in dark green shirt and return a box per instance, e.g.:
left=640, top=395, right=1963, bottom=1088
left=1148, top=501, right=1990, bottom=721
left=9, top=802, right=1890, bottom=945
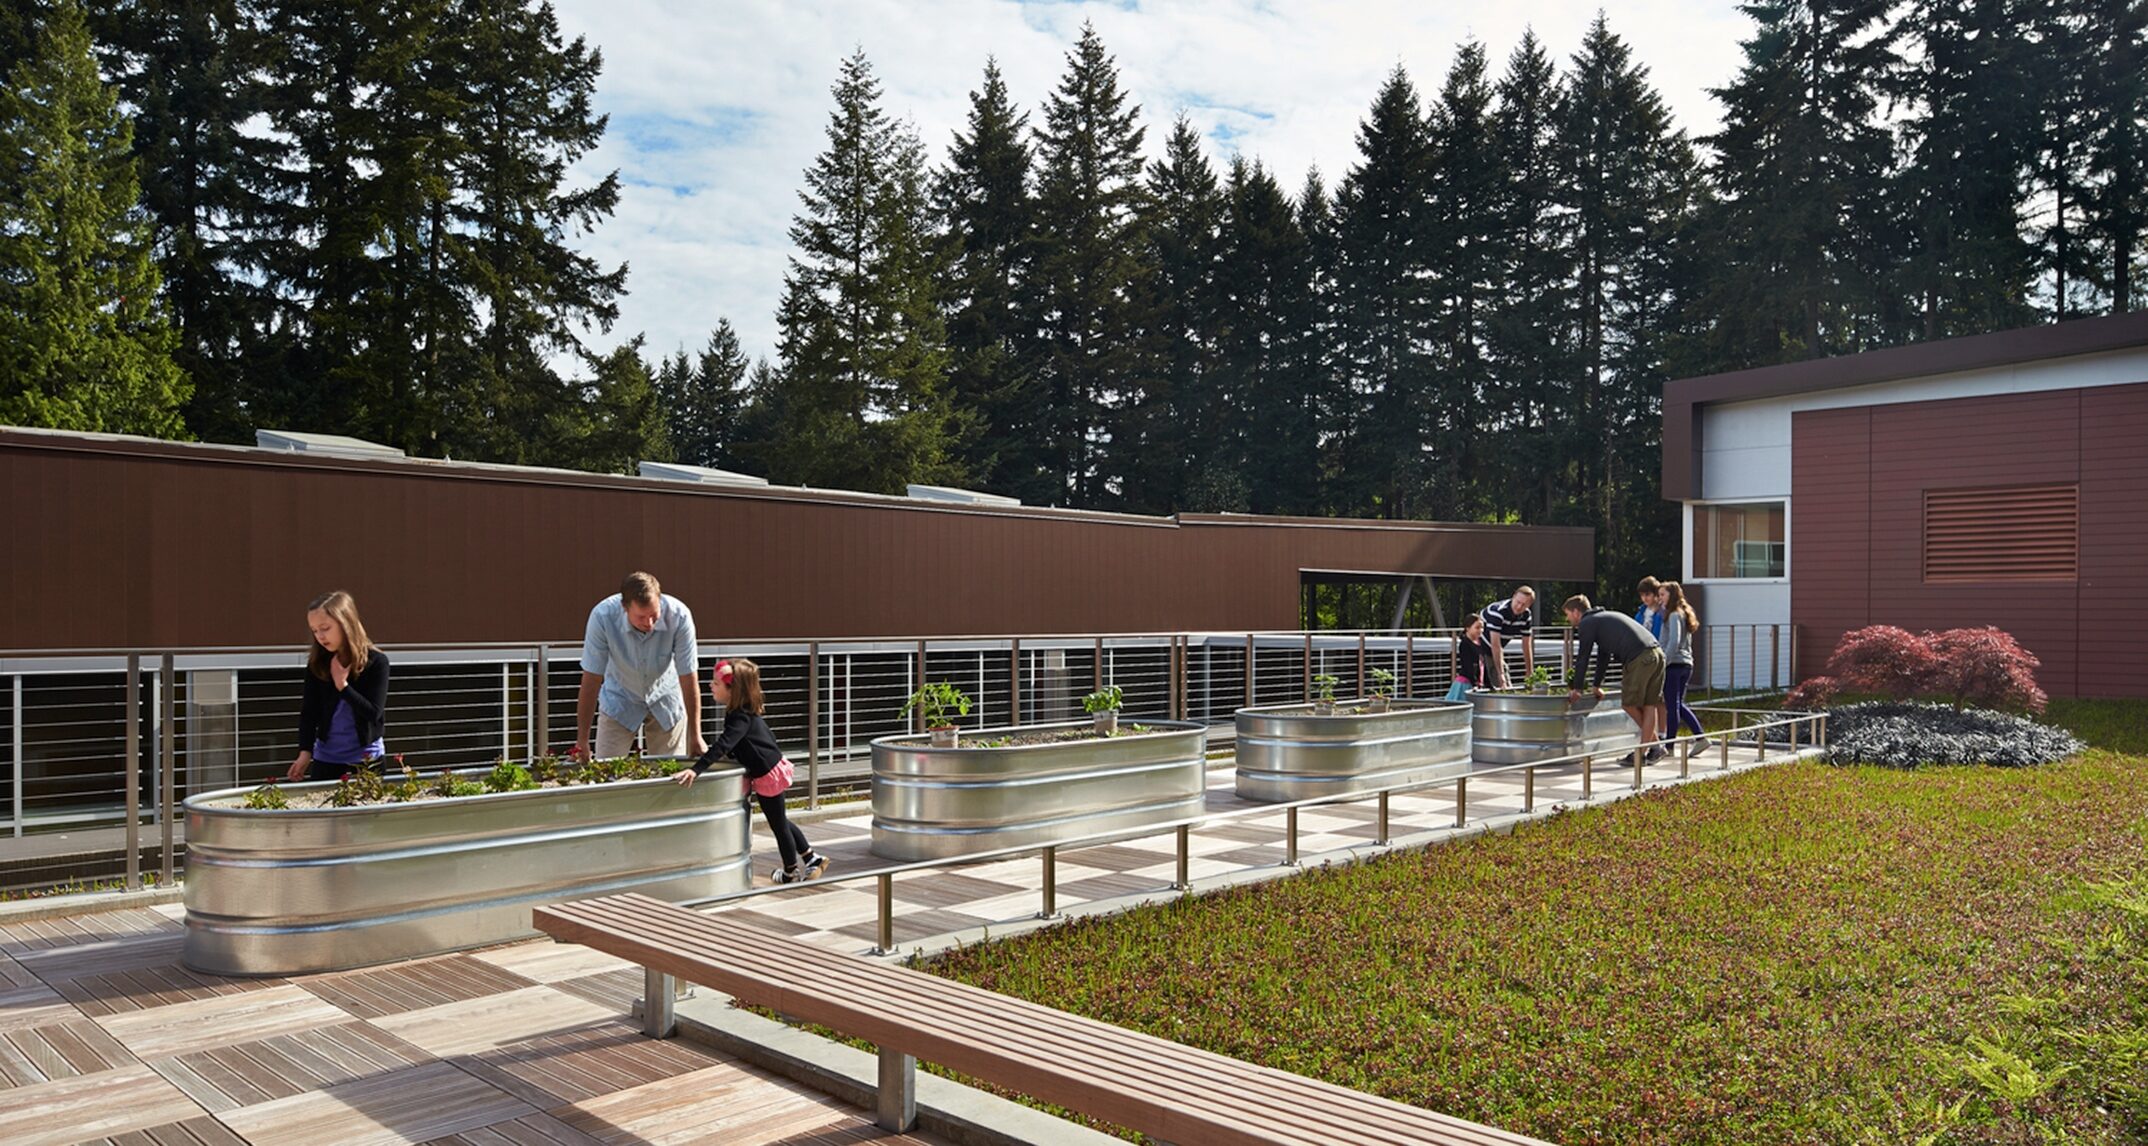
left=1563, top=595, right=1668, bottom=761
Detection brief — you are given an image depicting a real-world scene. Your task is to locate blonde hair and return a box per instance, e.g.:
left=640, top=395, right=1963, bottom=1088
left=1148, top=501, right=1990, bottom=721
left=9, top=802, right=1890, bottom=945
left=1663, top=581, right=1698, bottom=630
left=305, top=590, right=374, bottom=680
left=715, top=658, right=766, bottom=715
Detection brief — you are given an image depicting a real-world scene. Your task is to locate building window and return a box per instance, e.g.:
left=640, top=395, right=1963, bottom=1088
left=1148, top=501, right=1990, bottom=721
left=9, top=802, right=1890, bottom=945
left=1924, top=484, right=2078, bottom=583
left=1693, top=502, right=1786, bottom=579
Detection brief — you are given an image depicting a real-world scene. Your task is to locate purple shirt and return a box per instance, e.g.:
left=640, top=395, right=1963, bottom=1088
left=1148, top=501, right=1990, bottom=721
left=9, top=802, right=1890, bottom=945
left=314, top=695, right=384, bottom=765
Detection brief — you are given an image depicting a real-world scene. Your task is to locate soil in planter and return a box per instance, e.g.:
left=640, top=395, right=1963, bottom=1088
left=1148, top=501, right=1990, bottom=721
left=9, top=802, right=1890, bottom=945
left=218, top=756, right=682, bottom=810
left=949, top=725, right=1157, bottom=749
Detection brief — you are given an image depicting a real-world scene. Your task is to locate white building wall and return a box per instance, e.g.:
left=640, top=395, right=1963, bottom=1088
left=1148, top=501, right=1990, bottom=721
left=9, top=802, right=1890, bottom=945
left=1683, top=344, right=2148, bottom=688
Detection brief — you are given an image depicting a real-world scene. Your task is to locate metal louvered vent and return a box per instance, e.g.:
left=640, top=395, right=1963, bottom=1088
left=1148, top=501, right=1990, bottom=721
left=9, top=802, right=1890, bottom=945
left=1924, top=484, right=2079, bottom=583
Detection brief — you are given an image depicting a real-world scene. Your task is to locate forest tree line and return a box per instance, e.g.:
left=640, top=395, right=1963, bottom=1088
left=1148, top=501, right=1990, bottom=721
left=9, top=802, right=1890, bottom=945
left=3, top=1, right=2145, bottom=601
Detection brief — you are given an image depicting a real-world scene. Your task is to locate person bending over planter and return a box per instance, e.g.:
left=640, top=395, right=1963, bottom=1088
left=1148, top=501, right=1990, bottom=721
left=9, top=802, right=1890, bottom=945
left=1563, top=594, right=1668, bottom=762
left=674, top=658, right=828, bottom=884
left=1477, top=586, right=1536, bottom=687
left=574, top=571, right=707, bottom=762
left=1447, top=615, right=1495, bottom=702
left=287, top=590, right=392, bottom=782
left=1660, top=582, right=1704, bottom=741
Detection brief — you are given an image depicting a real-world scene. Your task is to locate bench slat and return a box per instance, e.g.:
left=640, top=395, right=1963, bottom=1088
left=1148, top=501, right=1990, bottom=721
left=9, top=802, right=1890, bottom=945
left=536, top=895, right=1546, bottom=1146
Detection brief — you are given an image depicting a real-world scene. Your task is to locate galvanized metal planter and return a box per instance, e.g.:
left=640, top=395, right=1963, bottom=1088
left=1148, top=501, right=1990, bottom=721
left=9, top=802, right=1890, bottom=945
left=1469, top=690, right=1640, bottom=765
left=870, top=720, right=1208, bottom=861
left=1233, top=699, right=1473, bottom=802
left=182, top=767, right=752, bottom=977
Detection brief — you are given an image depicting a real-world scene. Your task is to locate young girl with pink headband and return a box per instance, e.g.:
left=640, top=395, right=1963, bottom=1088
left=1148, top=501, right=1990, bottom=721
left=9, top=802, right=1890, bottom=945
left=673, top=658, right=827, bottom=883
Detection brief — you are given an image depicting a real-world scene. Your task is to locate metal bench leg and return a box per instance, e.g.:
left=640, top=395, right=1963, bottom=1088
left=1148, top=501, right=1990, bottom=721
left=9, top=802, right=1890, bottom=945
left=878, top=1047, right=918, bottom=1132
left=643, top=967, right=676, bottom=1038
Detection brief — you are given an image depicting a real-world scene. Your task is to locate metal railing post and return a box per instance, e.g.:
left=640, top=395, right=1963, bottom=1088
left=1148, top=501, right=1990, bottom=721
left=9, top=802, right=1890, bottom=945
left=1356, top=633, right=1366, bottom=697
left=1175, top=824, right=1191, bottom=890
left=1771, top=626, right=1781, bottom=691
left=536, top=645, right=549, bottom=753
left=1376, top=790, right=1390, bottom=845
left=1789, top=718, right=1799, bottom=755
left=1632, top=744, right=1644, bottom=791
left=1722, top=715, right=1734, bottom=770
left=875, top=872, right=894, bottom=955
left=1303, top=633, right=1312, bottom=701
left=1404, top=632, right=1414, bottom=696
left=1563, top=628, right=1574, bottom=683
left=878, top=1047, right=919, bottom=1133
left=1093, top=636, right=1103, bottom=695
left=125, top=656, right=140, bottom=889
left=807, top=642, right=820, bottom=809
left=1524, top=765, right=1536, bottom=812
left=159, top=652, right=175, bottom=883
left=1679, top=735, right=1692, bottom=779
left=1040, top=845, right=1057, bottom=918
left=642, top=967, right=677, bottom=1037
left=1819, top=712, right=1829, bottom=750
left=1284, top=807, right=1299, bottom=866
left=1582, top=756, right=1593, bottom=801
left=1244, top=633, right=1255, bottom=709
left=1010, top=638, right=1022, bottom=727
left=1454, top=776, right=1468, bottom=827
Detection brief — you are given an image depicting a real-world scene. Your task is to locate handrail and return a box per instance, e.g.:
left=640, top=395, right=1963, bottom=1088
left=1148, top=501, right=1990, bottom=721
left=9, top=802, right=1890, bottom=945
left=677, top=707, right=1830, bottom=954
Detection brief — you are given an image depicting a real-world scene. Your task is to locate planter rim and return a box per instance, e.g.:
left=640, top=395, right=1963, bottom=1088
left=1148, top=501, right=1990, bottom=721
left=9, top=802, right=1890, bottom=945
left=1236, top=698, right=1469, bottom=719
left=871, top=717, right=1204, bottom=753
left=184, top=760, right=725, bottom=817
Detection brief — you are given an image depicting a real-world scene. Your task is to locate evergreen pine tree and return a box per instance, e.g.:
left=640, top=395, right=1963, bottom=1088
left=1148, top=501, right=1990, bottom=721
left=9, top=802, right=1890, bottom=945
left=0, top=0, right=190, bottom=436
left=1700, top=0, right=1899, bottom=366
left=1291, top=167, right=1341, bottom=516
left=1889, top=0, right=2041, bottom=338
left=1329, top=67, right=1435, bottom=518
left=562, top=335, right=667, bottom=474
left=1486, top=30, right=1574, bottom=525
left=1425, top=40, right=1502, bottom=520
left=1132, top=115, right=1225, bottom=513
left=771, top=49, right=960, bottom=494
left=91, top=0, right=277, bottom=443
left=1218, top=158, right=1319, bottom=515
left=1025, top=22, right=1148, bottom=507
left=654, top=320, right=751, bottom=470
left=2076, top=0, right=2148, bottom=312
left=934, top=58, right=1032, bottom=496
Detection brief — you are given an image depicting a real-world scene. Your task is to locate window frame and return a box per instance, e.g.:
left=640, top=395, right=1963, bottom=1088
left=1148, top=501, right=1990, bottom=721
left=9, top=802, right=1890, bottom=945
left=1683, top=497, right=1791, bottom=585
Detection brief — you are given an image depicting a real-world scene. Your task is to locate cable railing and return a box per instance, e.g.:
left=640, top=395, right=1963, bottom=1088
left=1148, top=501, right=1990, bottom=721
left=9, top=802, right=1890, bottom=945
left=673, top=707, right=1832, bottom=956
left=0, top=624, right=1795, bottom=891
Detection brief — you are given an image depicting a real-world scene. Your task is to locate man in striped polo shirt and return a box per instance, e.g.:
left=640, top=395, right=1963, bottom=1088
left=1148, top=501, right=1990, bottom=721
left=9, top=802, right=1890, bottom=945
left=1477, top=586, right=1536, bottom=688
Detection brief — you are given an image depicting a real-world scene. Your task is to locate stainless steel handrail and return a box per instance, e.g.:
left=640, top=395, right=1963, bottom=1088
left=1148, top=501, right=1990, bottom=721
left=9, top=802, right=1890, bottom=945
left=678, top=708, right=1829, bottom=954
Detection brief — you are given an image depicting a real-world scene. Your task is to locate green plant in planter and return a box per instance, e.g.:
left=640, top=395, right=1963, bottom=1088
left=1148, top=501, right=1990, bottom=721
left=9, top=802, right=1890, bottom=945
left=242, top=783, right=288, bottom=810
left=1311, top=673, right=1340, bottom=704
left=1369, top=668, right=1396, bottom=699
left=1082, top=685, right=1124, bottom=714
left=1525, top=665, right=1553, bottom=692
left=902, top=681, right=973, bottom=730
left=484, top=759, right=539, bottom=793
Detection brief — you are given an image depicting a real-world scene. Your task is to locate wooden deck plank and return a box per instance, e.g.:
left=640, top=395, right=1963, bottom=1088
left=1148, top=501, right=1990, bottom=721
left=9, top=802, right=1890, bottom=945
left=455, top=1020, right=723, bottom=1109
left=0, top=1063, right=206, bottom=1146
left=370, top=984, right=618, bottom=1057
left=0, top=981, right=81, bottom=1033
left=552, top=1062, right=879, bottom=1146
left=218, top=1059, right=537, bottom=1146
left=96, top=983, right=353, bottom=1061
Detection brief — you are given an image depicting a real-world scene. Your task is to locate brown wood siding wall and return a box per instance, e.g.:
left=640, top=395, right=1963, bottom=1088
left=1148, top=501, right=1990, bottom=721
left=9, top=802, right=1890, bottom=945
left=1792, top=380, right=2148, bottom=698
left=0, top=434, right=1594, bottom=650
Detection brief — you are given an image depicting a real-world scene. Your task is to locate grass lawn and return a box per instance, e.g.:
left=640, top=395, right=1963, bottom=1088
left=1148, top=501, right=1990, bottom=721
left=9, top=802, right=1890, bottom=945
left=925, top=699, right=2148, bottom=1144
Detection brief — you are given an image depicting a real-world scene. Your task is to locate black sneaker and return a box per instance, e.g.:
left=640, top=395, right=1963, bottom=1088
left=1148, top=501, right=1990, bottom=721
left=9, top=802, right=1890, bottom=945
left=798, top=852, right=830, bottom=880
left=1644, top=745, right=1668, bottom=763
left=771, top=865, right=802, bottom=884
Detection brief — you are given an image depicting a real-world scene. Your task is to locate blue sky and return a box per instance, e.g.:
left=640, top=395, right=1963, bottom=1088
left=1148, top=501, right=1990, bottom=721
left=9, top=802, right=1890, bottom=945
left=550, top=0, right=1754, bottom=369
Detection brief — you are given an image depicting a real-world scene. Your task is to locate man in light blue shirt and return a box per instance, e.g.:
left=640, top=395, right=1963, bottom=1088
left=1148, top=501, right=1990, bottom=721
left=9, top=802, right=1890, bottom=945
left=574, top=571, right=707, bottom=761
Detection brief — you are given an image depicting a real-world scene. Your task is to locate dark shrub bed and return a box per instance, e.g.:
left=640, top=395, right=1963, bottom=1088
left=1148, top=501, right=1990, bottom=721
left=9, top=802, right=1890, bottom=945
left=1821, top=700, right=2082, bottom=768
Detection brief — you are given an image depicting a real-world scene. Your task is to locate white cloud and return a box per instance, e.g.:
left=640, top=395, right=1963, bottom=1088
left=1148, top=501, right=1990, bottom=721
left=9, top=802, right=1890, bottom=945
left=551, top=0, right=1753, bottom=366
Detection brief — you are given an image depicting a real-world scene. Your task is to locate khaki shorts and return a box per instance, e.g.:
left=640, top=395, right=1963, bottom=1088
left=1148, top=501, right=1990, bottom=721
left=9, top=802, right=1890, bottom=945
left=595, top=712, right=688, bottom=759
left=1620, top=648, right=1667, bottom=708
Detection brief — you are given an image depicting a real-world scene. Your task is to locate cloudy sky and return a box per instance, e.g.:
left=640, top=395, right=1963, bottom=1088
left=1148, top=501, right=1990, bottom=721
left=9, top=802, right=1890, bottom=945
left=548, top=1, right=1755, bottom=368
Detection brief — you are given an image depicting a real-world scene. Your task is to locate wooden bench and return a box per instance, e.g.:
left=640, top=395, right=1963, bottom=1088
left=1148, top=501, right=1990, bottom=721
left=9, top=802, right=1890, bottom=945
left=535, top=893, right=1549, bottom=1146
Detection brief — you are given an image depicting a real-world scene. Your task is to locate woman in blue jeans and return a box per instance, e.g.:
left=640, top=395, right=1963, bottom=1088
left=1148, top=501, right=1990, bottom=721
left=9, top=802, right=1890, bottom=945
left=1660, top=582, right=1704, bottom=739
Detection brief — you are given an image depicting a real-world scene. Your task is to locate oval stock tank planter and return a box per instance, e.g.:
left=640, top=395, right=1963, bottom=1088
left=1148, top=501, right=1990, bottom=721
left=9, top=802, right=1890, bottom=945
left=1233, top=699, right=1473, bottom=802
left=870, top=720, right=1209, bottom=861
left=1469, top=690, right=1639, bottom=765
left=182, top=768, right=752, bottom=977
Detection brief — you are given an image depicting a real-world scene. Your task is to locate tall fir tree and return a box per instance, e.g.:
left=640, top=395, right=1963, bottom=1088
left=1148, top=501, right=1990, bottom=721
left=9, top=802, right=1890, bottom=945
left=1426, top=40, right=1502, bottom=520
left=1217, top=158, right=1320, bottom=515
left=933, top=58, right=1033, bottom=496
left=561, top=335, right=667, bottom=474
left=654, top=320, right=751, bottom=471
left=1291, top=167, right=1342, bottom=516
left=772, top=49, right=960, bottom=494
left=1556, top=14, right=1693, bottom=599
left=1131, top=115, right=1225, bottom=513
left=1486, top=30, right=1575, bottom=525
left=2076, top=0, right=2148, bottom=312
left=89, top=0, right=276, bottom=443
left=0, top=0, right=190, bottom=436
left=1025, top=22, right=1149, bottom=507
left=1329, top=67, right=1436, bottom=518
left=1889, top=0, right=2041, bottom=339
left=1700, top=0, right=1899, bottom=366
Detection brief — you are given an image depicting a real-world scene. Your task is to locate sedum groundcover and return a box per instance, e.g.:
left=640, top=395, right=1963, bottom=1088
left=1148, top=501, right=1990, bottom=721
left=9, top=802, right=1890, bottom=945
left=925, top=708, right=2148, bottom=1145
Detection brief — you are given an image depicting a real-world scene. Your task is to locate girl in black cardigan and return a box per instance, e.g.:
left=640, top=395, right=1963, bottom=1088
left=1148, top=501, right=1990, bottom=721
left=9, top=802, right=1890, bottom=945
left=672, top=658, right=827, bottom=883
left=287, top=590, right=392, bottom=782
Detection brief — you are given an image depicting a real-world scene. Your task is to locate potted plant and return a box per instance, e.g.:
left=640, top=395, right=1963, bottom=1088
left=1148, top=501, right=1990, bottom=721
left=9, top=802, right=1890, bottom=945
left=1083, top=683, right=1125, bottom=734
left=1525, top=665, right=1553, bottom=695
left=1310, top=673, right=1340, bottom=716
left=902, top=681, right=973, bottom=747
left=1367, top=668, right=1396, bottom=712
